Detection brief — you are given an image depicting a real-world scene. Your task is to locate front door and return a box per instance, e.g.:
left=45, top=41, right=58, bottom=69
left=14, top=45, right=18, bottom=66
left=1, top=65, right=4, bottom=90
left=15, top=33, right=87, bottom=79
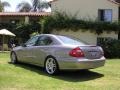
left=21, top=36, right=39, bottom=63
left=31, top=36, right=53, bottom=66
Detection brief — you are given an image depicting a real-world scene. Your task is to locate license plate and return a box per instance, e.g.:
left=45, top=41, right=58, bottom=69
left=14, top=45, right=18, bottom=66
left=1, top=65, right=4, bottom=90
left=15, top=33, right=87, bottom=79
left=91, top=52, right=97, bottom=57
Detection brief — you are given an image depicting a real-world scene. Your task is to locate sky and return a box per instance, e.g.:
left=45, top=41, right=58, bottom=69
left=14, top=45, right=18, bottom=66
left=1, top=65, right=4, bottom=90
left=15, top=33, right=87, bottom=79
left=1, top=0, right=52, bottom=12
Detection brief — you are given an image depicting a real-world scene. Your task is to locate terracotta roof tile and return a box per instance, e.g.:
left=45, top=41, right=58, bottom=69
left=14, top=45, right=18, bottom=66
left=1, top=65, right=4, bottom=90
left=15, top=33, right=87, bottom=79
left=115, top=0, right=120, bottom=3
left=108, top=0, right=120, bottom=5
left=49, top=0, right=57, bottom=3
left=0, top=12, right=51, bottom=16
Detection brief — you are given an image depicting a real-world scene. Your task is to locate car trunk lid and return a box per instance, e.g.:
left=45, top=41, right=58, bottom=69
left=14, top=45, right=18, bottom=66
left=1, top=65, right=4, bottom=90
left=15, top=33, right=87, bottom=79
left=79, top=45, right=103, bottom=59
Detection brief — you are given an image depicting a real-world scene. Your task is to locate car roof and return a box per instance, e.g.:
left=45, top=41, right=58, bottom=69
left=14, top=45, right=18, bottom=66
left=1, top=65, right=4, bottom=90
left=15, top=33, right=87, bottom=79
left=39, top=34, right=58, bottom=37
left=35, top=34, right=61, bottom=38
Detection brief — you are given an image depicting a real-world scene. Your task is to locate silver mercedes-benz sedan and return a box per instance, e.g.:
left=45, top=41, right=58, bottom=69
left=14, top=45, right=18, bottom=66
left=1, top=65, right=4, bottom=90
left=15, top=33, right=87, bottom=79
left=10, top=34, right=105, bottom=75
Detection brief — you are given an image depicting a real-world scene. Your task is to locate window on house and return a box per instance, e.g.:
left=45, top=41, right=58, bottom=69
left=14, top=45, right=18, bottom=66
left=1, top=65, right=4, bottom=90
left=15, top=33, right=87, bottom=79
left=98, top=9, right=112, bottom=22
left=119, top=7, right=120, bottom=21
left=10, top=20, right=19, bottom=24
left=48, top=3, right=51, bottom=8
left=118, top=32, right=120, bottom=40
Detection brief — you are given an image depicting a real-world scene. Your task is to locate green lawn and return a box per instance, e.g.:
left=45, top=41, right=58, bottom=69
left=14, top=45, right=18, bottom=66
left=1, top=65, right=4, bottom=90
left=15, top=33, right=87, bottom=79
left=0, top=52, right=120, bottom=90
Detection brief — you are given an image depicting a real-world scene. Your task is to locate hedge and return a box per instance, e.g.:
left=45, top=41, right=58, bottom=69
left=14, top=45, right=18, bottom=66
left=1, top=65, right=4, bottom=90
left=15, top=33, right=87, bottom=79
left=42, top=12, right=120, bottom=34
left=99, top=39, right=120, bottom=58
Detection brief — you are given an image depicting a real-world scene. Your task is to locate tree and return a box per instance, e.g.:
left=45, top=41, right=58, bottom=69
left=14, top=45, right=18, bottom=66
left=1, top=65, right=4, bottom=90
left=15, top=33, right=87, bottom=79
left=17, top=1, right=32, bottom=12
left=35, top=1, right=51, bottom=12
left=17, top=0, right=50, bottom=12
left=0, top=0, right=10, bottom=12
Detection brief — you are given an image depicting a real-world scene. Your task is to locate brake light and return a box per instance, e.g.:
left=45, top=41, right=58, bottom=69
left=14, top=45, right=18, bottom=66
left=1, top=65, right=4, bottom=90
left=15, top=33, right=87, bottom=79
left=69, top=47, right=84, bottom=57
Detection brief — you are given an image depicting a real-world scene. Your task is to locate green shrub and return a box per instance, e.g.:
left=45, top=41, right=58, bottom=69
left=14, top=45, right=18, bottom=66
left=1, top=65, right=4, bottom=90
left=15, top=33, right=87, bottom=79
left=42, top=12, right=120, bottom=34
left=100, top=39, right=120, bottom=58
left=0, top=22, right=41, bottom=43
left=15, top=22, right=41, bottom=42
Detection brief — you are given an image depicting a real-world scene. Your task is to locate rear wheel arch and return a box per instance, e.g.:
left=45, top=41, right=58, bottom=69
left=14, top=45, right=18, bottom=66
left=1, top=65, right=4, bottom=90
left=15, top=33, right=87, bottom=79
left=45, top=55, right=59, bottom=67
left=45, top=55, right=55, bottom=61
left=44, top=55, right=59, bottom=75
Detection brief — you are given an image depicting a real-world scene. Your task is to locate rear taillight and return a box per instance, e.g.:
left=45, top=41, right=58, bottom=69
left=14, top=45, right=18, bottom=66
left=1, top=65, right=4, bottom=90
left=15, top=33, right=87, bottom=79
left=69, top=47, right=84, bottom=57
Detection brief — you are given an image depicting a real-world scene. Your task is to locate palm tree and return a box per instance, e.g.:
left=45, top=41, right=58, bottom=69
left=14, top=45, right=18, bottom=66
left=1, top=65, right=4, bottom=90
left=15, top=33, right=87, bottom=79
left=34, top=1, right=51, bottom=12
left=32, top=0, right=39, bottom=12
left=17, top=1, right=32, bottom=12
left=0, top=0, right=10, bottom=12
left=17, top=0, right=50, bottom=12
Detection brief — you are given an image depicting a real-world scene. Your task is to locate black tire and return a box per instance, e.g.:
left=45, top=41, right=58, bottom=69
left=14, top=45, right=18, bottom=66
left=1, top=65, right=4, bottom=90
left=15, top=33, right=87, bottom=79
left=81, top=69, right=89, bottom=71
left=44, top=57, right=59, bottom=75
left=10, top=52, right=18, bottom=64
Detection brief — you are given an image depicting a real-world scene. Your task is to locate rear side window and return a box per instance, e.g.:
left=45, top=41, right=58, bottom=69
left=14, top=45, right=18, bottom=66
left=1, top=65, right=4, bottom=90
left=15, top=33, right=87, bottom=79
left=57, top=36, right=86, bottom=45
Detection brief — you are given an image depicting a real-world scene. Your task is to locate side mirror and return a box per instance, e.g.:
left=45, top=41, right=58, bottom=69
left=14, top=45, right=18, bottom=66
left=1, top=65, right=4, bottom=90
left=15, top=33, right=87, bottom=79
left=21, top=43, right=27, bottom=47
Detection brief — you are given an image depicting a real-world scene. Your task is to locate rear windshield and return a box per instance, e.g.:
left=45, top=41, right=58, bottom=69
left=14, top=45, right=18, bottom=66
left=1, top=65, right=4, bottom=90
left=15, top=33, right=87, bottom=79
left=57, top=35, right=87, bottom=45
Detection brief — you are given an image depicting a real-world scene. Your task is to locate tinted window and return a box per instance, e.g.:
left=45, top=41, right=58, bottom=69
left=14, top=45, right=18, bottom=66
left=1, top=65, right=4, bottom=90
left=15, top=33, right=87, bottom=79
left=25, top=36, right=39, bottom=46
left=57, top=36, right=86, bottom=45
left=36, top=36, right=53, bottom=46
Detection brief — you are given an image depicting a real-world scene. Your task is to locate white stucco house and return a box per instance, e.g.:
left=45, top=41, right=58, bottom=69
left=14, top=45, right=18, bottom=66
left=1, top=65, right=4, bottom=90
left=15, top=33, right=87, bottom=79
left=51, top=0, right=120, bottom=22
left=51, top=0, right=120, bottom=45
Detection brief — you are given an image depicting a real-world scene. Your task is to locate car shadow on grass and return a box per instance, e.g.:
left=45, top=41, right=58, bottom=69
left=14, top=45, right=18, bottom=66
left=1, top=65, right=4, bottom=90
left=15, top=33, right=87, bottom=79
left=9, top=62, right=104, bottom=82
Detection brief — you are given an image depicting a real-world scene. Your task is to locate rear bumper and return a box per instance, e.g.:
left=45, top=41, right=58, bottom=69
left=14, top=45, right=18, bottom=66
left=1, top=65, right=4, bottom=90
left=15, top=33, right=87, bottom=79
left=58, top=58, right=105, bottom=70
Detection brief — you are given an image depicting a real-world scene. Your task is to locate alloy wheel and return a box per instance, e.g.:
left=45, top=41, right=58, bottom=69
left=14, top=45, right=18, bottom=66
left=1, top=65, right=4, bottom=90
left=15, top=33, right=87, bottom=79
left=45, top=57, right=58, bottom=75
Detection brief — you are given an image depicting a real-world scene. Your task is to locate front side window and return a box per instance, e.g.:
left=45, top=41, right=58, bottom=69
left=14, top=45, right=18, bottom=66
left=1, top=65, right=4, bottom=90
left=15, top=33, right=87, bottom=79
left=98, top=9, right=112, bottom=22
left=36, top=36, right=53, bottom=46
left=25, top=36, right=39, bottom=46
